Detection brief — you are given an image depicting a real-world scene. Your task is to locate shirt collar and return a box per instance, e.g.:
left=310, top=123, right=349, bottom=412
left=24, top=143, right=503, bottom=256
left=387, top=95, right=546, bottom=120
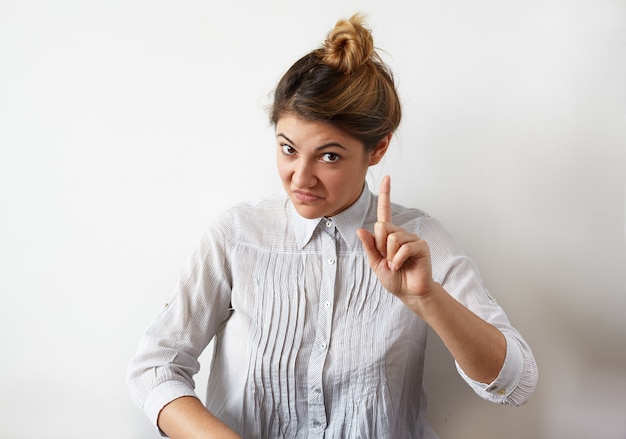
left=290, top=184, right=372, bottom=251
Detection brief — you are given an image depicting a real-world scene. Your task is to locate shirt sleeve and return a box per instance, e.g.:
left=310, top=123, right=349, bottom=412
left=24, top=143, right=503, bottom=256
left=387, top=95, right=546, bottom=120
left=418, top=216, right=538, bottom=406
left=126, top=210, right=235, bottom=430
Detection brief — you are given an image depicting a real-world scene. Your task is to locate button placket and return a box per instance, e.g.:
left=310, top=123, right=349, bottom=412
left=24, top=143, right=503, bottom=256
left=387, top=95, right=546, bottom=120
left=306, top=219, right=338, bottom=435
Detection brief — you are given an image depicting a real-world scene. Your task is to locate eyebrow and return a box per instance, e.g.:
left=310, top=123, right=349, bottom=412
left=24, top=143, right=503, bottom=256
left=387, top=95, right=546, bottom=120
left=276, top=133, right=347, bottom=151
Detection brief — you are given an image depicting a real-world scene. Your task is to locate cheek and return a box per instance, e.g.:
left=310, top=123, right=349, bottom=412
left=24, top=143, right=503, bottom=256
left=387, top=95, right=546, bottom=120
left=325, top=169, right=366, bottom=197
left=276, top=158, right=291, bottom=182
left=319, top=172, right=348, bottom=192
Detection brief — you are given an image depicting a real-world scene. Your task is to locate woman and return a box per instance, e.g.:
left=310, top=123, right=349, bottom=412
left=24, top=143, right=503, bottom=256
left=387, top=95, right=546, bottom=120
left=127, top=14, right=538, bottom=439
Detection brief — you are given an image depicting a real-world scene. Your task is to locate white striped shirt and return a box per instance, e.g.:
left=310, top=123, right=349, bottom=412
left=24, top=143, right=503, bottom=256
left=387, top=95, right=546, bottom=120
left=127, top=186, right=538, bottom=438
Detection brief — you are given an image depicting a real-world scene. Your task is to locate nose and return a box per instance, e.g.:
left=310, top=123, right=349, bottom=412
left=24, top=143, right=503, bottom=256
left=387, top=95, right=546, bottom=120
left=292, top=159, right=317, bottom=188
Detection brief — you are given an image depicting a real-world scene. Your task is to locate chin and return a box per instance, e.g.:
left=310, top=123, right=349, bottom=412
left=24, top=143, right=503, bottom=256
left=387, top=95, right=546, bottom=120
left=292, top=203, right=327, bottom=219
left=295, top=208, right=324, bottom=219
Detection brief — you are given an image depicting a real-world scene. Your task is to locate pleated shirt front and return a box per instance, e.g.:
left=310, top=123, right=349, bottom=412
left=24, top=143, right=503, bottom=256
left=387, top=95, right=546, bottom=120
left=127, top=186, right=537, bottom=439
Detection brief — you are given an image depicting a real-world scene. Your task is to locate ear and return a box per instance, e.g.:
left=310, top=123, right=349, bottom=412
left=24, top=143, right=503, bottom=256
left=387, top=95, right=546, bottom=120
left=368, top=133, right=392, bottom=166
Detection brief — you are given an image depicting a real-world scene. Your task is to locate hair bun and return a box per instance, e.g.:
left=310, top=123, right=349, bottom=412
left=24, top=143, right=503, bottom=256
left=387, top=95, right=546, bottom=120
left=320, top=14, right=374, bottom=75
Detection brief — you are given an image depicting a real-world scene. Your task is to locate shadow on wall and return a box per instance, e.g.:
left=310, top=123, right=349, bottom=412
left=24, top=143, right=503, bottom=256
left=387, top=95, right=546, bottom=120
left=423, top=325, right=541, bottom=439
left=424, top=277, right=626, bottom=439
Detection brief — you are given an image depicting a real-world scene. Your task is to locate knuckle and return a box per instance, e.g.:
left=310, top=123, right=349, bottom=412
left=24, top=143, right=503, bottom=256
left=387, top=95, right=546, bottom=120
left=387, top=233, right=399, bottom=245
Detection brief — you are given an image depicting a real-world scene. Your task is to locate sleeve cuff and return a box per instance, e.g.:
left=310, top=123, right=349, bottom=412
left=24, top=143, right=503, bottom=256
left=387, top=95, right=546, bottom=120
left=144, top=380, right=198, bottom=434
left=457, top=332, right=524, bottom=400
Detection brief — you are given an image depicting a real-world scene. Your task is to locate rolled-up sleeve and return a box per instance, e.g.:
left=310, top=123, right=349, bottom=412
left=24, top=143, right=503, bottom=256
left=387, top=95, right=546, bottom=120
left=457, top=330, right=537, bottom=406
left=126, top=211, right=235, bottom=429
left=419, top=216, right=538, bottom=406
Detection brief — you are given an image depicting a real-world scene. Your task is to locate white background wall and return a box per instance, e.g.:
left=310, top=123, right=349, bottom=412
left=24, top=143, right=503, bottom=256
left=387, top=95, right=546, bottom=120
left=1, top=1, right=624, bottom=438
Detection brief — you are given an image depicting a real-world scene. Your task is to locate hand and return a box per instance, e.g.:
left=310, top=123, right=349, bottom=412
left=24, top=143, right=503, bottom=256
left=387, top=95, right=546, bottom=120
left=357, top=176, right=435, bottom=301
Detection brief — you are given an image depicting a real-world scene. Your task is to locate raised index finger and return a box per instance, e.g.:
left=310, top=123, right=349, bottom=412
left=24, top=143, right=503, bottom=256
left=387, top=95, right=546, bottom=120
left=377, top=175, right=392, bottom=223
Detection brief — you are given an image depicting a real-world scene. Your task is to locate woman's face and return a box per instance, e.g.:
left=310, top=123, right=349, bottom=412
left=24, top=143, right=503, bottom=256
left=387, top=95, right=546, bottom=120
left=276, top=115, right=388, bottom=219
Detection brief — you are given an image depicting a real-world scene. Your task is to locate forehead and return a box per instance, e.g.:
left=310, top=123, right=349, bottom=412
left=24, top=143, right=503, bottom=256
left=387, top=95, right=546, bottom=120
left=275, top=115, right=360, bottom=147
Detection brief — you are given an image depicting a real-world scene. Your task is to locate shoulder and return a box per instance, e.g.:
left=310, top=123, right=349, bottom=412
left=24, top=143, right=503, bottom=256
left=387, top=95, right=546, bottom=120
left=386, top=202, right=464, bottom=256
left=390, top=202, right=429, bottom=227
left=227, top=194, right=288, bottom=223
left=207, top=194, right=292, bottom=247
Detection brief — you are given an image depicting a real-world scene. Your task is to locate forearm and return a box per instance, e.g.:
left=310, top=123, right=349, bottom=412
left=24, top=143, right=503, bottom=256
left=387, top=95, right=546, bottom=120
left=157, top=396, right=242, bottom=439
left=404, top=283, right=506, bottom=384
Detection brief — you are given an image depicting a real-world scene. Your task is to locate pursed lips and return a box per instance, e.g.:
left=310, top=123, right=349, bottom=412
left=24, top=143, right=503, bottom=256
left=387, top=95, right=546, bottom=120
left=293, top=189, right=324, bottom=202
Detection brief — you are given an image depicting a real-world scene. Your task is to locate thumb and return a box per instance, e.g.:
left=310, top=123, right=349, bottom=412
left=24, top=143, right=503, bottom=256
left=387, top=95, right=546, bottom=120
left=357, top=228, right=384, bottom=269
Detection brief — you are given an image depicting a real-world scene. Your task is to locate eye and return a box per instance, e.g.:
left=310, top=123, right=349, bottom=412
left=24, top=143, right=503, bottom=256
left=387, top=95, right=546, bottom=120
left=321, top=152, right=340, bottom=163
left=281, top=144, right=296, bottom=155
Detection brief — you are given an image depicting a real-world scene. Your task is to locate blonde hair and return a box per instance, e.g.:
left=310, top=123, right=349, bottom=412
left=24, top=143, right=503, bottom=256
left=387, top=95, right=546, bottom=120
left=270, top=14, right=401, bottom=150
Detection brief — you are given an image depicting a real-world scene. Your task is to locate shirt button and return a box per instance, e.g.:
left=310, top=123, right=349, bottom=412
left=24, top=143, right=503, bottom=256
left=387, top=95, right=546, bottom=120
left=320, top=342, right=327, bottom=350
left=324, top=301, right=331, bottom=308
left=327, top=258, right=335, bottom=265
left=498, top=388, right=507, bottom=395
left=325, top=220, right=332, bottom=227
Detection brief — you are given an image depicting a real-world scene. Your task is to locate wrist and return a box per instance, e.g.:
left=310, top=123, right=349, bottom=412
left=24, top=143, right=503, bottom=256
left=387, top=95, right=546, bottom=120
left=400, top=282, right=444, bottom=317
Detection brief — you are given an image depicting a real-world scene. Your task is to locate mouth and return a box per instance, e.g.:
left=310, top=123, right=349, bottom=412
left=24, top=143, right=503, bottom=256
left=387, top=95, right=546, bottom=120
left=293, top=189, right=324, bottom=203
